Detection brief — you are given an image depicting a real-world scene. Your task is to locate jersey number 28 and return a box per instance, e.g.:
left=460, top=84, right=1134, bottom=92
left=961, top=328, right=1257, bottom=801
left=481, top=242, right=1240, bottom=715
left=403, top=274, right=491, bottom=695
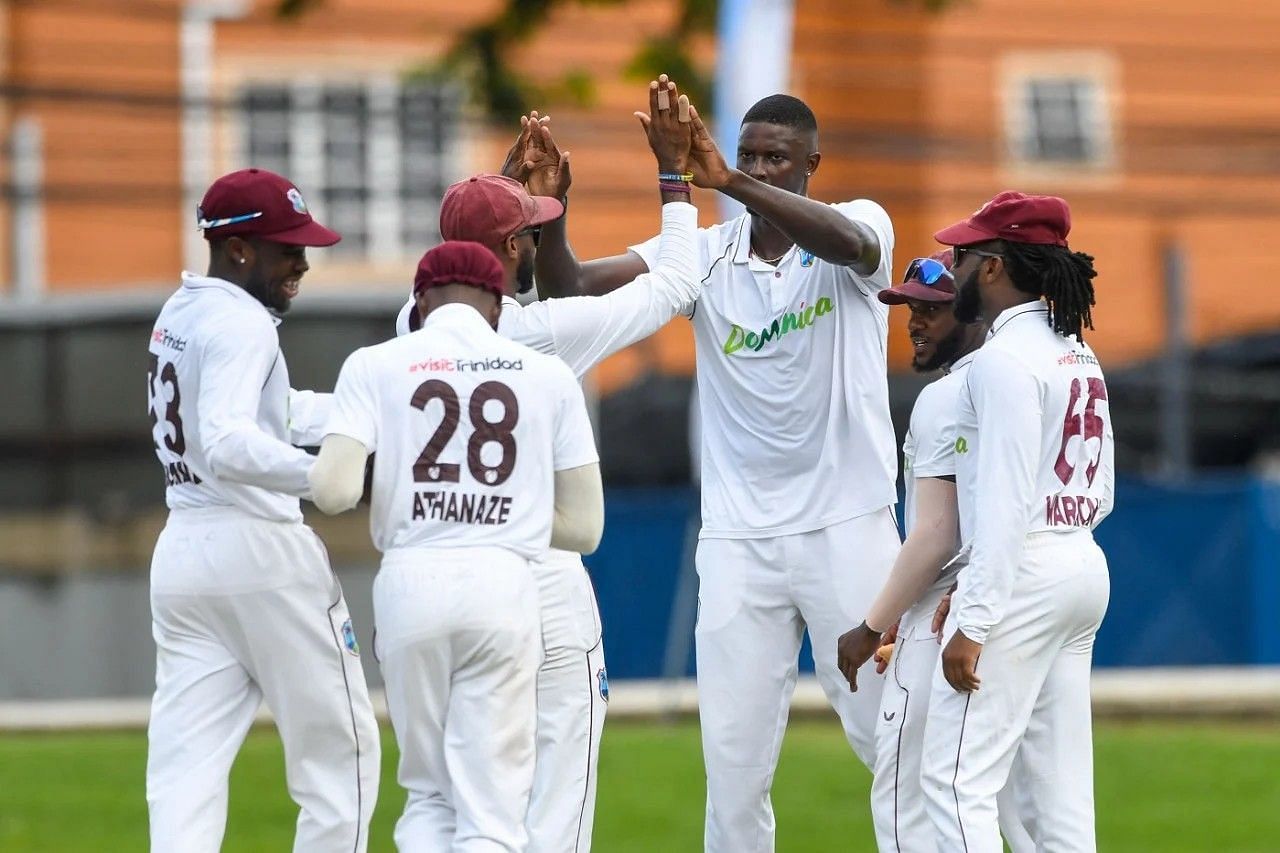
left=411, top=380, right=519, bottom=487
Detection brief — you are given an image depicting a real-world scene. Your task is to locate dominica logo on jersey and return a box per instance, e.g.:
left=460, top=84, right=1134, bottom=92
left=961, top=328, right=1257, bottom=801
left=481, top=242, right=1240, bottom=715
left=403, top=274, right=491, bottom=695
left=597, top=667, right=610, bottom=703
left=721, top=297, right=835, bottom=355
left=341, top=618, right=360, bottom=656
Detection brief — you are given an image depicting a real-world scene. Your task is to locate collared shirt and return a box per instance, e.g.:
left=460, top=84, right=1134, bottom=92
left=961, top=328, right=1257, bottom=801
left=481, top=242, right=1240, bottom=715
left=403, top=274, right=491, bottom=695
left=329, top=303, right=598, bottom=557
left=953, top=302, right=1116, bottom=643
left=630, top=200, right=897, bottom=538
left=147, top=272, right=318, bottom=522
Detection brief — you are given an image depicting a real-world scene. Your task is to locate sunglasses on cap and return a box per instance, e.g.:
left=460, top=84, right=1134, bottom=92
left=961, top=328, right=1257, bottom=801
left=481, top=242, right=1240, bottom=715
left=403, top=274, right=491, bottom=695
left=903, top=257, right=954, bottom=287
left=514, top=225, right=541, bottom=248
left=197, top=211, right=264, bottom=230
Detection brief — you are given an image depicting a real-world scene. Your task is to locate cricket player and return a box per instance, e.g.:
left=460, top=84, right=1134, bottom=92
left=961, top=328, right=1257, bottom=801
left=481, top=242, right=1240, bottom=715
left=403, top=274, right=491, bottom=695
left=920, top=192, right=1114, bottom=852
left=391, top=85, right=701, bottom=852
left=309, top=240, right=604, bottom=852
left=535, top=79, right=900, bottom=852
left=145, top=167, right=380, bottom=852
left=835, top=251, right=1032, bottom=853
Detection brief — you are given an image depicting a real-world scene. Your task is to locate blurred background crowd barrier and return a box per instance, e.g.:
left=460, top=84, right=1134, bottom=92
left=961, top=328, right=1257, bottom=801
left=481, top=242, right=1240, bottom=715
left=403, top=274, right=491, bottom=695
left=1, top=0, right=1278, bottom=703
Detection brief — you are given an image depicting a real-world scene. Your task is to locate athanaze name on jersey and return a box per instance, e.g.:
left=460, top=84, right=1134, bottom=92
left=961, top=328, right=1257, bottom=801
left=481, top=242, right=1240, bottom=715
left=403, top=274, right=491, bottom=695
left=1046, top=494, right=1101, bottom=527
left=412, top=490, right=513, bottom=525
left=408, top=357, right=525, bottom=373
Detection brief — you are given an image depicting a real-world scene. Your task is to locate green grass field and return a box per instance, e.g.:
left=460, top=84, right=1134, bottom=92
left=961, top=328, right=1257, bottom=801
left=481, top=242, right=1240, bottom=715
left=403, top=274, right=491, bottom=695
left=2, top=718, right=1278, bottom=851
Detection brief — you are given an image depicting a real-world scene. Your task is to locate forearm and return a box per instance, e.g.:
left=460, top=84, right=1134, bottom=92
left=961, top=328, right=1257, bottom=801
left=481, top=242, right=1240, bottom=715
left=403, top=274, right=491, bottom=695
left=550, top=462, right=604, bottom=554
left=205, top=425, right=315, bottom=497
left=865, top=525, right=959, bottom=633
left=307, top=434, right=369, bottom=515
left=535, top=212, right=586, bottom=298
left=719, top=170, right=876, bottom=270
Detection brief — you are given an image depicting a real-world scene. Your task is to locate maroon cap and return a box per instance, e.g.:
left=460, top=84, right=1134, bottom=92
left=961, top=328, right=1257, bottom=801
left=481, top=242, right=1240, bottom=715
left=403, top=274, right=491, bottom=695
left=198, top=168, right=340, bottom=247
left=934, top=191, right=1071, bottom=248
left=413, top=241, right=506, bottom=299
left=440, top=174, right=563, bottom=247
left=879, top=249, right=955, bottom=305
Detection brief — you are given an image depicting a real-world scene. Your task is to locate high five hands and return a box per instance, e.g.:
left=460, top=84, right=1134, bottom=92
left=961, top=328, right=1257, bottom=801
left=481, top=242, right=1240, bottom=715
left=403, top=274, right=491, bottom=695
left=635, top=74, right=733, bottom=189
left=500, top=111, right=571, bottom=200
left=499, top=73, right=734, bottom=196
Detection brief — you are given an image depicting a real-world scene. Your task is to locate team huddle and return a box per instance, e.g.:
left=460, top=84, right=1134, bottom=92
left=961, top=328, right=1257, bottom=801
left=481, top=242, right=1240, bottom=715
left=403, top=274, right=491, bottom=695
left=144, top=74, right=1113, bottom=852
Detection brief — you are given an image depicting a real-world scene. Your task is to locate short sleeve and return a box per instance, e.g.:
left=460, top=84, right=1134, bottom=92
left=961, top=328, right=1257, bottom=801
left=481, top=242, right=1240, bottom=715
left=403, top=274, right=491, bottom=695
left=909, top=383, right=959, bottom=480
left=549, top=361, right=600, bottom=472
left=326, top=349, right=379, bottom=453
left=833, top=199, right=894, bottom=295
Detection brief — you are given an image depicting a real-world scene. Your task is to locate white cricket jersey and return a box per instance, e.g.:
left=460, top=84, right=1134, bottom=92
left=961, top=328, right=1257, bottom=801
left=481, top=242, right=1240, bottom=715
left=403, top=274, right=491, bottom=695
left=630, top=201, right=897, bottom=538
left=953, top=303, right=1116, bottom=643
left=903, top=351, right=974, bottom=533
left=328, top=302, right=599, bottom=558
left=393, top=201, right=699, bottom=378
left=147, top=272, right=321, bottom=523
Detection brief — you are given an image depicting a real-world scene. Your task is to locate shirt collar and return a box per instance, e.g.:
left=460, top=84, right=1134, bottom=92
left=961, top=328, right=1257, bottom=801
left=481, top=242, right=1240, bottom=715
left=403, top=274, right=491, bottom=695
left=419, top=301, right=497, bottom=331
left=730, top=215, right=796, bottom=268
left=181, top=271, right=281, bottom=326
left=987, top=302, right=1048, bottom=339
left=946, top=349, right=979, bottom=374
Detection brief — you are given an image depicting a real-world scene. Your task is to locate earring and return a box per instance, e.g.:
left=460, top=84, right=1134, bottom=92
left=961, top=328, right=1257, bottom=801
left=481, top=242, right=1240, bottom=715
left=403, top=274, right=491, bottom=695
left=239, top=258, right=246, bottom=264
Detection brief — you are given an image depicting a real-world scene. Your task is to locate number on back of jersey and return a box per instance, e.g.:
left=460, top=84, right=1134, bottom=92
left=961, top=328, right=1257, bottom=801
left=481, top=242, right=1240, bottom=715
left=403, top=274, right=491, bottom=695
left=408, top=379, right=519, bottom=526
left=148, top=353, right=201, bottom=487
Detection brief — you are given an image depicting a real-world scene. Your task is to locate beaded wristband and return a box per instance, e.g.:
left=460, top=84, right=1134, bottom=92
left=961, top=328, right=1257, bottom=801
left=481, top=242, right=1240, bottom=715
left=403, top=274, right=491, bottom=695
left=658, top=171, right=694, bottom=183
left=658, top=180, right=692, bottom=194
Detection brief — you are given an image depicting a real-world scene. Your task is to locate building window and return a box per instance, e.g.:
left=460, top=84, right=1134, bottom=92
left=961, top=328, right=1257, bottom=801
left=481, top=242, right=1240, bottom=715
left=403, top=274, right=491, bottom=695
left=1004, top=62, right=1113, bottom=170
left=238, top=79, right=461, bottom=260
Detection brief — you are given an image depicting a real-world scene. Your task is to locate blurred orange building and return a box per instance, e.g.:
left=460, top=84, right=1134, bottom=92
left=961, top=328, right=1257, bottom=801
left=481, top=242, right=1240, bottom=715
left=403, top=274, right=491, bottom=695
left=4, top=0, right=1280, bottom=390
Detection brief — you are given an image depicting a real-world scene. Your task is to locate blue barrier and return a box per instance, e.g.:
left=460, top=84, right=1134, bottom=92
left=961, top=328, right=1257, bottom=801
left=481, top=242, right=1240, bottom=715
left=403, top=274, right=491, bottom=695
left=584, top=476, right=1280, bottom=679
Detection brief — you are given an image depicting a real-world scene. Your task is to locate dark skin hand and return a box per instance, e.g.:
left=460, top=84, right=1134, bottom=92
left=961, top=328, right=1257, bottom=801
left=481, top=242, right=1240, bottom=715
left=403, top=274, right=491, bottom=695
left=931, top=581, right=958, bottom=638
left=837, top=619, right=898, bottom=691
left=941, top=629, right=983, bottom=693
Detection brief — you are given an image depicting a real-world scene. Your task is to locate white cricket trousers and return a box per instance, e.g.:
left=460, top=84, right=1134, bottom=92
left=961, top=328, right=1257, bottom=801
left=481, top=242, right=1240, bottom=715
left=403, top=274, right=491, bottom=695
left=921, top=531, right=1110, bottom=853
left=376, top=546, right=542, bottom=853
left=872, top=582, right=1033, bottom=853
left=147, top=506, right=380, bottom=853
left=695, top=508, right=900, bottom=853
left=527, top=552, right=608, bottom=853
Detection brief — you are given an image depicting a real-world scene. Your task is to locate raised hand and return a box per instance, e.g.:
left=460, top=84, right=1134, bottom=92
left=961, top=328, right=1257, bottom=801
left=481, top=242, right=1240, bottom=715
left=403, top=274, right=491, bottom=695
left=498, top=113, right=544, bottom=183
left=522, top=111, right=572, bottom=199
left=634, top=73, right=692, bottom=174
left=686, top=104, right=733, bottom=190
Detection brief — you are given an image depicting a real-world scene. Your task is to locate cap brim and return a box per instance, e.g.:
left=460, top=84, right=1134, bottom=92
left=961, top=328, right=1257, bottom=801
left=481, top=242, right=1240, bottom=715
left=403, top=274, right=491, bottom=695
left=878, top=282, right=956, bottom=305
left=262, top=220, right=342, bottom=247
left=932, top=220, right=996, bottom=247
left=527, top=195, right=565, bottom=226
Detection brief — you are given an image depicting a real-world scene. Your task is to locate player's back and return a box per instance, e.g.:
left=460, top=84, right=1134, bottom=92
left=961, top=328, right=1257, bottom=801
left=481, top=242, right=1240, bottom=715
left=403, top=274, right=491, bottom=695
left=344, top=303, right=587, bottom=559
left=958, top=304, right=1114, bottom=541
left=147, top=273, right=303, bottom=522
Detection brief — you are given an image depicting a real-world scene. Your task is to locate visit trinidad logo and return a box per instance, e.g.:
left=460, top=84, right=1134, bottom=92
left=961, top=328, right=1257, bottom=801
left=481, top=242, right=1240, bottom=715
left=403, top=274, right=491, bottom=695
left=722, top=297, right=835, bottom=355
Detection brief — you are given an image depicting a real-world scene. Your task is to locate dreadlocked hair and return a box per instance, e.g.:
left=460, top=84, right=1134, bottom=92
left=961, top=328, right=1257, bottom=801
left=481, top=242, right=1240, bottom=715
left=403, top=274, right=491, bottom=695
left=1001, top=241, right=1098, bottom=341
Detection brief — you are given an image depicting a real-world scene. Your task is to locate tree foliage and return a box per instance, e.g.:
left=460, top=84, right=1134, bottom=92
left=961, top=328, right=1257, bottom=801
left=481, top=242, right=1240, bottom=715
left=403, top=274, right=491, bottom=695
left=277, top=0, right=953, bottom=123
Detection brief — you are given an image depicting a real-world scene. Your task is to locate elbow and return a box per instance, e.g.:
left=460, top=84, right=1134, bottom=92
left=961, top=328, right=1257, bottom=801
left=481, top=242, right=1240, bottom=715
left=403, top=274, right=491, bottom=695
left=550, top=520, right=603, bottom=556
left=311, top=486, right=361, bottom=516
